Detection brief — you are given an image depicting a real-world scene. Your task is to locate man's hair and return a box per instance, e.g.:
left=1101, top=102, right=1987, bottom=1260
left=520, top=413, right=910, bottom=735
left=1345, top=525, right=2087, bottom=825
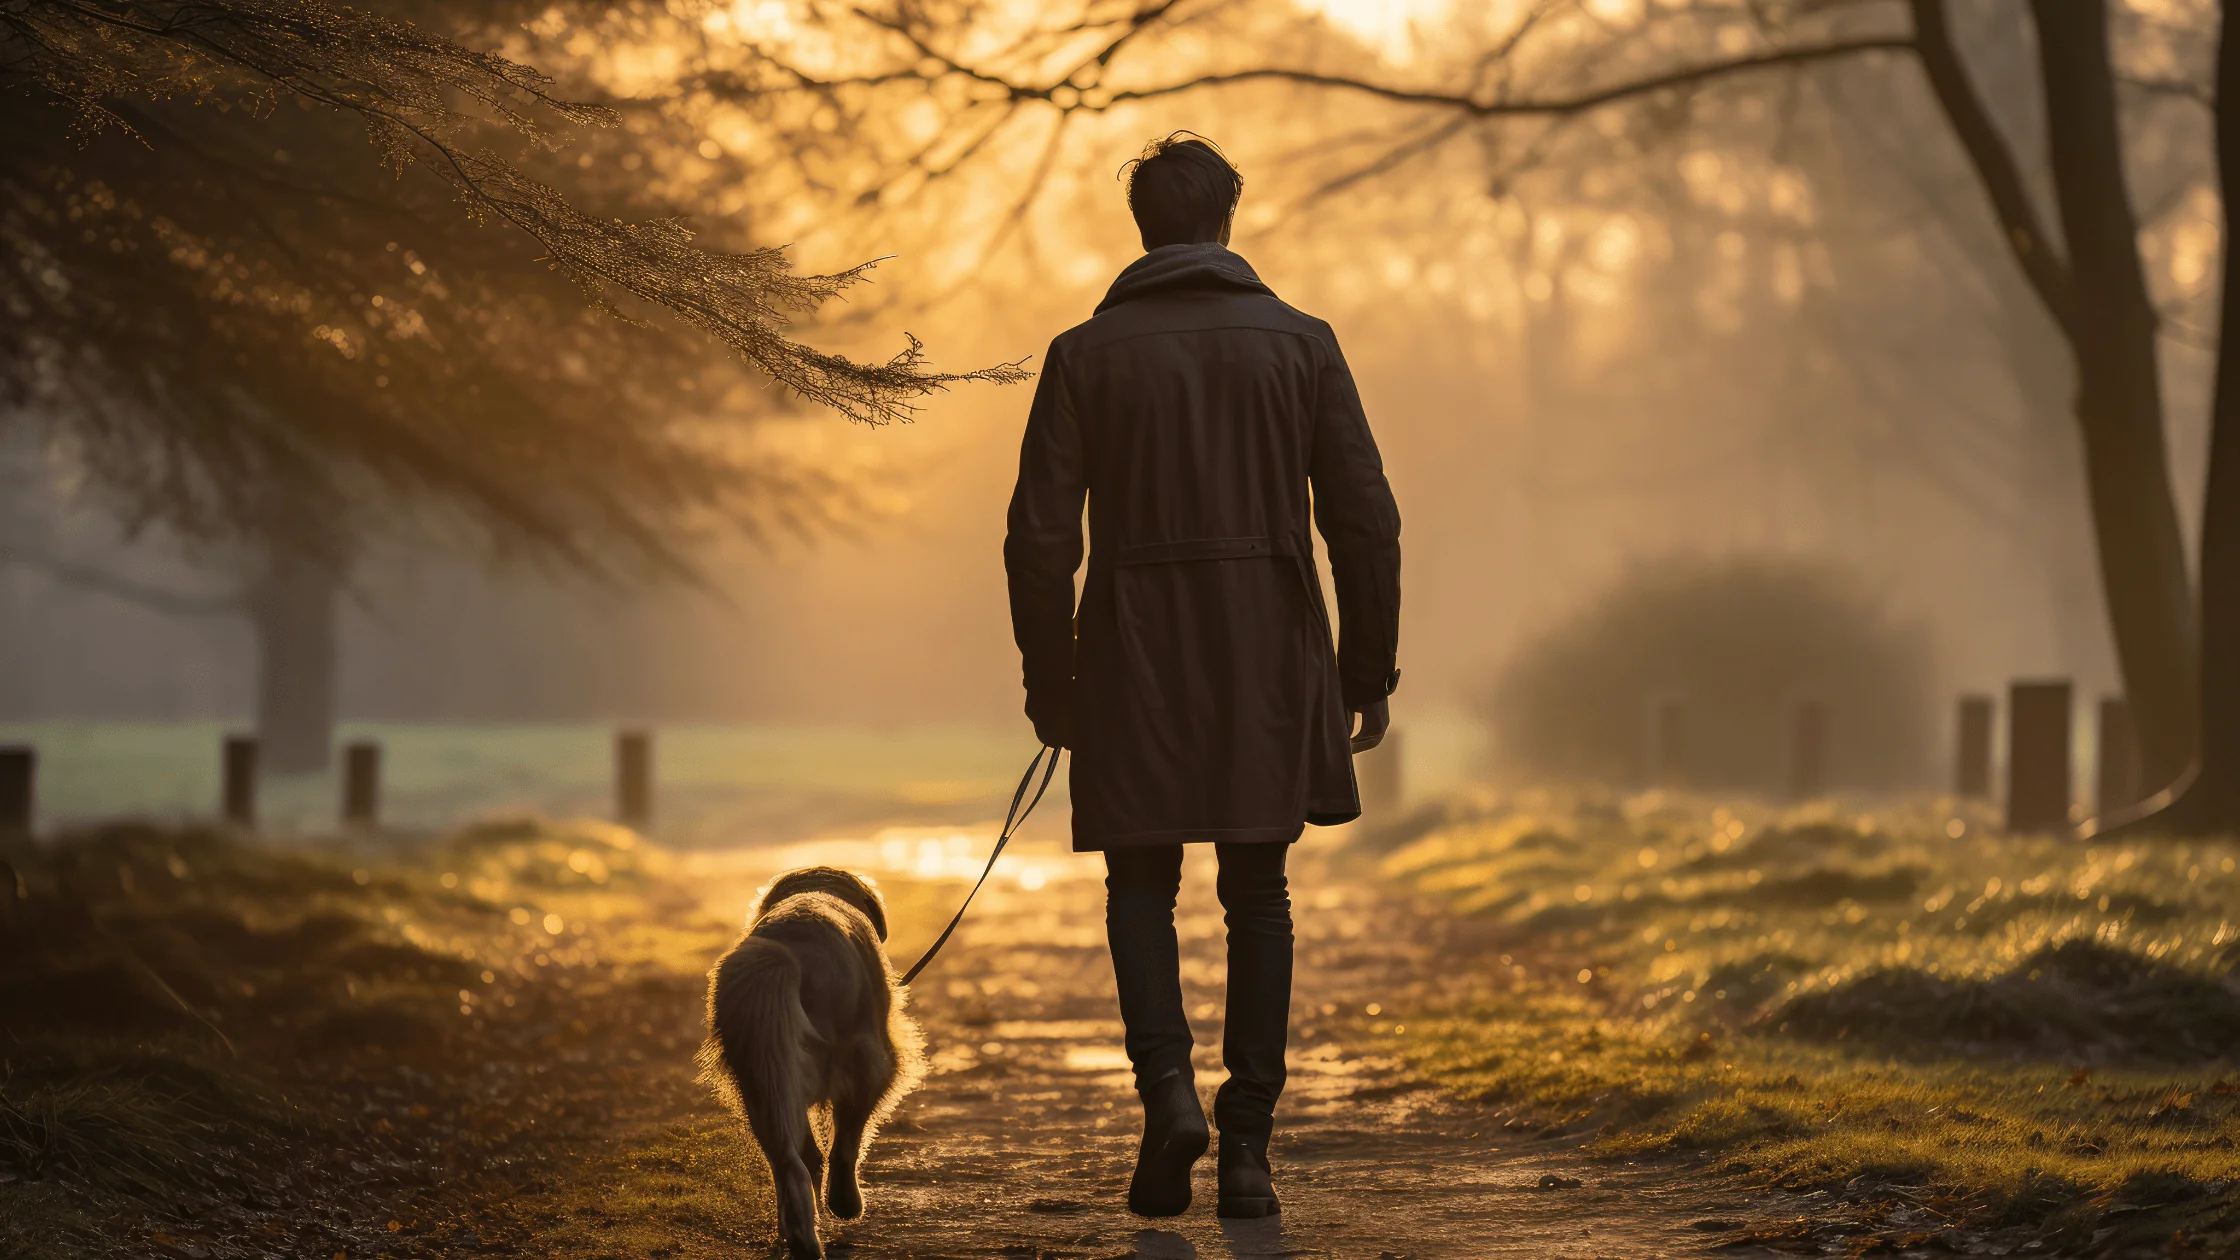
left=1121, top=132, right=1243, bottom=247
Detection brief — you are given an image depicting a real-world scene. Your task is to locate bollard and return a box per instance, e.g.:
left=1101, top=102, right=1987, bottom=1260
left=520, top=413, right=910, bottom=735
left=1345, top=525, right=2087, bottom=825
left=2096, top=697, right=2139, bottom=819
left=223, top=735, right=258, bottom=827
left=1651, top=699, right=1687, bottom=787
left=1789, top=700, right=1827, bottom=798
left=2006, top=680, right=2072, bottom=833
left=616, top=728, right=653, bottom=828
left=343, top=741, right=381, bottom=826
left=1355, top=727, right=1403, bottom=814
left=1955, top=695, right=1993, bottom=798
left=0, top=746, right=31, bottom=839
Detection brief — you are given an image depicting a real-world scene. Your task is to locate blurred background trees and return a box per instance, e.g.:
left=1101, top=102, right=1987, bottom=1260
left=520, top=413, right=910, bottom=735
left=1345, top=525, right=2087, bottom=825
left=652, top=0, right=2215, bottom=796
left=3, top=0, right=2228, bottom=818
left=1, top=0, right=1011, bottom=770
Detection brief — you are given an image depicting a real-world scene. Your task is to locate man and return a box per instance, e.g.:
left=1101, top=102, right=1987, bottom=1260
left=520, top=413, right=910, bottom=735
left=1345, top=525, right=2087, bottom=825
left=1004, top=133, right=1402, bottom=1220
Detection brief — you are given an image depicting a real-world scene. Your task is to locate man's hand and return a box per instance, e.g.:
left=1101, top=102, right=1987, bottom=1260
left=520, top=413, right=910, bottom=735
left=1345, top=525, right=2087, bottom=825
left=1028, top=690, right=1073, bottom=751
left=1349, top=699, right=1390, bottom=754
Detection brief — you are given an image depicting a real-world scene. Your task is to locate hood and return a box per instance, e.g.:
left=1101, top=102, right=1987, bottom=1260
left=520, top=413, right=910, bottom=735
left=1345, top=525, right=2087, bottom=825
left=1094, top=243, right=1276, bottom=314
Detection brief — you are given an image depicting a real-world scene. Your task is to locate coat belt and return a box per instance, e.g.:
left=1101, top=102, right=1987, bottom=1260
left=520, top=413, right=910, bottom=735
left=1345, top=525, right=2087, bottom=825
left=1112, top=534, right=1300, bottom=566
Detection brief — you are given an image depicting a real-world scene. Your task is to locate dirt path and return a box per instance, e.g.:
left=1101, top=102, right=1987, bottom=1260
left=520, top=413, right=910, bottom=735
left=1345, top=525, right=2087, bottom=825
left=539, top=833, right=1758, bottom=1260
left=29, top=812, right=2209, bottom=1258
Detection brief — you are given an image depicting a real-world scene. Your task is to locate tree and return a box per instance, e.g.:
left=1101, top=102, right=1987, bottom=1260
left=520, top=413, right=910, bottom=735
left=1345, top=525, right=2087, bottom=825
left=698, top=0, right=2208, bottom=789
left=2143, top=0, right=2240, bottom=831
left=3, top=0, right=1023, bottom=769
left=1906, top=0, right=2200, bottom=791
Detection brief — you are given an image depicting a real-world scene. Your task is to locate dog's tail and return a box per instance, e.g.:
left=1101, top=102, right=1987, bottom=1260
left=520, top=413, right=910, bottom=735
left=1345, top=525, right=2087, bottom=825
left=699, top=936, right=818, bottom=1158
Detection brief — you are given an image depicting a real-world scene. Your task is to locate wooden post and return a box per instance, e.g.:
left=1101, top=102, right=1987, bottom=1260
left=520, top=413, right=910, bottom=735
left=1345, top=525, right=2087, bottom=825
left=2096, top=697, right=2140, bottom=818
left=223, top=735, right=258, bottom=827
left=1789, top=700, right=1827, bottom=798
left=616, top=729, right=653, bottom=828
left=1955, top=694, right=1994, bottom=798
left=0, top=746, right=31, bottom=839
left=343, top=741, right=381, bottom=826
left=2006, top=680, right=2072, bottom=834
left=1651, top=699, right=1687, bottom=787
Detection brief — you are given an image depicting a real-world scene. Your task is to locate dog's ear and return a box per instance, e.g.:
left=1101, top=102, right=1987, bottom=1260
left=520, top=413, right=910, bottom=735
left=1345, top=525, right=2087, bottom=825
left=849, top=875, right=889, bottom=942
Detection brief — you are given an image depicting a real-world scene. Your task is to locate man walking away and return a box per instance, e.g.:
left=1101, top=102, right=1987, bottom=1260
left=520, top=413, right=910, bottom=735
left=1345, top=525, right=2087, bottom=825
left=1004, top=133, right=1402, bottom=1220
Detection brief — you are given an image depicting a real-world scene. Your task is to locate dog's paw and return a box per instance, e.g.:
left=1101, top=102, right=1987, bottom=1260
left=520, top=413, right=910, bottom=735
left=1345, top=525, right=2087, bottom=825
left=827, top=1179, right=863, bottom=1220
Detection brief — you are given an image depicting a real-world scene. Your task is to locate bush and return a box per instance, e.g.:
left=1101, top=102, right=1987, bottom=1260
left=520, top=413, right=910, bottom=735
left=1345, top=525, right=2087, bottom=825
left=1486, top=555, right=1930, bottom=789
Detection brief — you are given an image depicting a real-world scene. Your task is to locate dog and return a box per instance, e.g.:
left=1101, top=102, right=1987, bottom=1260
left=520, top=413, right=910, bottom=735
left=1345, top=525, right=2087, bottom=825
left=700, top=867, right=924, bottom=1259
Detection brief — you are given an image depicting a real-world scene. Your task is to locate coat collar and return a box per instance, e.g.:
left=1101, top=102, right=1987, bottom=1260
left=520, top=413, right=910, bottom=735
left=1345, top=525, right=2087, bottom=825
left=1093, top=243, right=1275, bottom=314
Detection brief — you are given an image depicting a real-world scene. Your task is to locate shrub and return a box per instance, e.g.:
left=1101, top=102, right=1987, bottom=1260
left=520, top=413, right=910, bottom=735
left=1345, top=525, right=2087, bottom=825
left=1486, top=555, right=1931, bottom=789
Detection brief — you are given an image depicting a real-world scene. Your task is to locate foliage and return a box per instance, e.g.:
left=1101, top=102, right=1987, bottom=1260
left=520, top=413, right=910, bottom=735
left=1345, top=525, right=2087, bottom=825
left=1485, top=556, right=1932, bottom=789
left=1366, top=790, right=2240, bottom=1250
left=0, top=1, right=1024, bottom=564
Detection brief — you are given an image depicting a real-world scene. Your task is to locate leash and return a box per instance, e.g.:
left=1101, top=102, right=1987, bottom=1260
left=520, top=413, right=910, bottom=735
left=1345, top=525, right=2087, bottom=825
left=897, top=745, right=1061, bottom=986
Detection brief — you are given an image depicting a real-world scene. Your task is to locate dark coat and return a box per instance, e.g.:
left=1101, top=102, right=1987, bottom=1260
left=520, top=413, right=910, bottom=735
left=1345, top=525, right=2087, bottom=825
left=1005, top=244, right=1402, bottom=852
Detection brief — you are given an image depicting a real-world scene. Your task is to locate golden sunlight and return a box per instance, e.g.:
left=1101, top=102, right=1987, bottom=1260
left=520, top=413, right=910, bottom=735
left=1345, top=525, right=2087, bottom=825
left=1297, top=0, right=1456, bottom=59
left=10, top=0, right=2239, bottom=1253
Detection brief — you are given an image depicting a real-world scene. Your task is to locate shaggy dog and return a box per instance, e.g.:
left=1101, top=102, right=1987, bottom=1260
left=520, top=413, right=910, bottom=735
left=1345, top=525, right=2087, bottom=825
left=700, top=867, right=924, bottom=1259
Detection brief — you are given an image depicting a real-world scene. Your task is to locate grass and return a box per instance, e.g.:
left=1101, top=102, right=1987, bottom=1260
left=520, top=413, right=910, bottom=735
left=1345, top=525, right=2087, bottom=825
left=1362, top=790, right=2240, bottom=1252
left=16, top=790, right=2240, bottom=1256
left=0, top=816, right=764, bottom=1258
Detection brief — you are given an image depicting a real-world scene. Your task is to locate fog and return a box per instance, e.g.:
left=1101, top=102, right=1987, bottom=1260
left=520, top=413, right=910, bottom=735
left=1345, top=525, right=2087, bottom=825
left=2, top=0, right=2219, bottom=782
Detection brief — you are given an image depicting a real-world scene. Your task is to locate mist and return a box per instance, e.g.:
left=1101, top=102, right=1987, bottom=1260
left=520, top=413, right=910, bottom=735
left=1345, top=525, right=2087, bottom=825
left=1, top=0, right=2218, bottom=775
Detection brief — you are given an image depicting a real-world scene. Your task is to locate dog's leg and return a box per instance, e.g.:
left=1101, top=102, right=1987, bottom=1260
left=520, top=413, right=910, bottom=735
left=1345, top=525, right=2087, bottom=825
left=772, top=1147, right=823, bottom=1258
left=748, top=1107, right=822, bottom=1258
left=799, top=1126, right=826, bottom=1202
left=826, top=1042, right=893, bottom=1220
left=709, top=933, right=823, bottom=1256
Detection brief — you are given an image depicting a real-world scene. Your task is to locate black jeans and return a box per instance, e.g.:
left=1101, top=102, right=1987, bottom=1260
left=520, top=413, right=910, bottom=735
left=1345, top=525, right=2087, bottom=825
left=1104, top=841, right=1293, bottom=1139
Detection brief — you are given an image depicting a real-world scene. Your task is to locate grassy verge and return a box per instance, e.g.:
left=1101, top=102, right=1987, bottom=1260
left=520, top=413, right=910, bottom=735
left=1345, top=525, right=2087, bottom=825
left=1364, top=791, right=2240, bottom=1254
left=0, top=818, right=765, bottom=1258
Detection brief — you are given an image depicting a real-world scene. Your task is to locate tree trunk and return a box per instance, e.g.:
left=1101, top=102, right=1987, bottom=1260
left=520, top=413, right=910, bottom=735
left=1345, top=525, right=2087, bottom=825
left=252, top=543, right=338, bottom=776
left=2072, top=387, right=2201, bottom=786
left=2174, top=0, right=2240, bottom=825
left=1990, top=290, right=2117, bottom=688
left=2030, top=0, right=2202, bottom=787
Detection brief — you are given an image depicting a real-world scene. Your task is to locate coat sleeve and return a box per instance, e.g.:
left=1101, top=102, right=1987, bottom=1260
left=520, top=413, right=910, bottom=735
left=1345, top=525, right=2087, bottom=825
left=1307, top=332, right=1402, bottom=711
left=1003, top=339, right=1087, bottom=746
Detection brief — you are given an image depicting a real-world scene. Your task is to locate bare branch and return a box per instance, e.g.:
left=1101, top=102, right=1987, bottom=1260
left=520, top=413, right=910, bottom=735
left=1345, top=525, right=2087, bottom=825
left=1071, top=36, right=1914, bottom=117
left=0, top=543, right=241, bottom=617
left=747, top=16, right=1909, bottom=123
left=2119, top=72, right=2215, bottom=109
left=1906, top=0, right=2079, bottom=338
left=1297, top=113, right=1473, bottom=207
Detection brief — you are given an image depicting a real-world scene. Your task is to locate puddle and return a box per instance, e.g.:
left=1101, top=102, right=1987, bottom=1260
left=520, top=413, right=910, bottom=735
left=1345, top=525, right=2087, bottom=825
left=993, top=1019, right=1125, bottom=1041
left=1062, top=1046, right=1135, bottom=1073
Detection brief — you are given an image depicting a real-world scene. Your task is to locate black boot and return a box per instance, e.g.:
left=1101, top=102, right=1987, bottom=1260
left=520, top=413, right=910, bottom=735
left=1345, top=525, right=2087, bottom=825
left=1216, top=1131, right=1279, bottom=1219
left=1127, top=1067, right=1208, bottom=1217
